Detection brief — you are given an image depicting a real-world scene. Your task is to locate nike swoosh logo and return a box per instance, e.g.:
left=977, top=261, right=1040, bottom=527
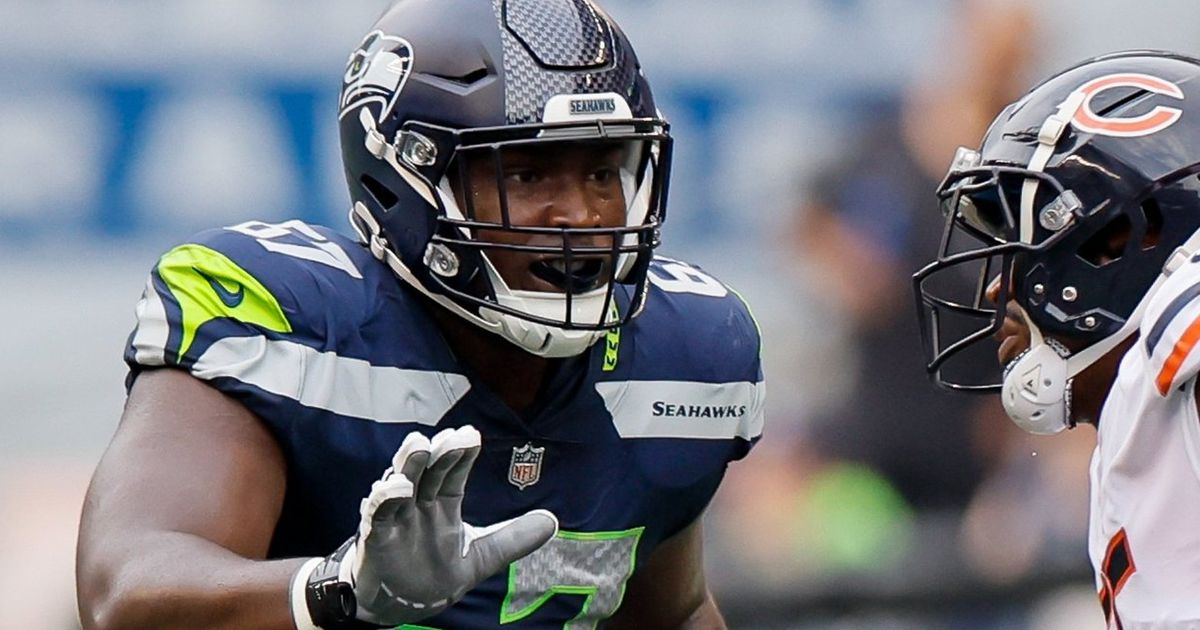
left=194, top=267, right=245, bottom=308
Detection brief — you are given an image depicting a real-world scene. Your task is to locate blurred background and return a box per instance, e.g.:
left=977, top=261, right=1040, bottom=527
left=5, top=0, right=1200, bottom=627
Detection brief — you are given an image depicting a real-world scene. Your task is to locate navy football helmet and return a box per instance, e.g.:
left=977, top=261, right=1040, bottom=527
left=914, top=50, right=1200, bottom=432
left=338, top=0, right=671, bottom=358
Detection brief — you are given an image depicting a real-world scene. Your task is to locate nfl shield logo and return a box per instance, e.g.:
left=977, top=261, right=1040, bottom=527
left=508, top=443, right=545, bottom=490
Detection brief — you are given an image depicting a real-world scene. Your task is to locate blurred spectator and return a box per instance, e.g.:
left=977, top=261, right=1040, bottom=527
left=709, top=5, right=1101, bottom=625
left=795, top=0, right=1039, bottom=514
left=1, top=458, right=93, bottom=629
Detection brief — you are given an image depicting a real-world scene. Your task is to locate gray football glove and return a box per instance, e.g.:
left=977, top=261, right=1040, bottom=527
left=338, top=425, right=558, bottom=625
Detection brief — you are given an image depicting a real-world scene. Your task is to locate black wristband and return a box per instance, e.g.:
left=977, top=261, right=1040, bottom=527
left=305, top=539, right=387, bottom=630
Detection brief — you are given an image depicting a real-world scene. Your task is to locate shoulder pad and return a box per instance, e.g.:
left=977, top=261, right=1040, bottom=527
left=643, top=257, right=762, bottom=373
left=128, top=220, right=373, bottom=368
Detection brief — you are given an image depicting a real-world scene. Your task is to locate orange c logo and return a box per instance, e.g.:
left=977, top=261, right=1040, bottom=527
left=1071, top=73, right=1184, bottom=138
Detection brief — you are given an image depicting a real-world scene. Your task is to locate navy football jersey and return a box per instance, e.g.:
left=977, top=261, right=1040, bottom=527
left=124, top=219, right=764, bottom=629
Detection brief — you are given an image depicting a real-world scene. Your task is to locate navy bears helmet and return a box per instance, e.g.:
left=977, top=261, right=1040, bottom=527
left=914, top=50, right=1200, bottom=432
left=339, top=0, right=672, bottom=358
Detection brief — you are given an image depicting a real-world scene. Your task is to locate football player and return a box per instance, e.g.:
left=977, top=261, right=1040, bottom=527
left=75, top=1, right=763, bottom=628
left=914, top=50, right=1200, bottom=627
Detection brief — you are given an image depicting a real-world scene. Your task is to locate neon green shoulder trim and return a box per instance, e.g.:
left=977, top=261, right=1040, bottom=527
left=157, top=243, right=293, bottom=361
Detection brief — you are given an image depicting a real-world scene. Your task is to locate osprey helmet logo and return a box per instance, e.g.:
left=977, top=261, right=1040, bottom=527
left=508, top=443, right=545, bottom=490
left=338, top=30, right=414, bottom=121
left=1071, top=73, right=1185, bottom=138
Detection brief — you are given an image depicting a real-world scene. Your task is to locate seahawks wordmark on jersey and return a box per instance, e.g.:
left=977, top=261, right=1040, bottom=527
left=124, top=219, right=763, bottom=629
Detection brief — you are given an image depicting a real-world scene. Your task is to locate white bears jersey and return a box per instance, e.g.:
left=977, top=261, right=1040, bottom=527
left=1090, top=255, right=1200, bottom=628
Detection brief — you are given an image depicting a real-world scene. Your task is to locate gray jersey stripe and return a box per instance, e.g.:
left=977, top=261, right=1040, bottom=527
left=193, top=336, right=470, bottom=425
left=595, top=380, right=765, bottom=440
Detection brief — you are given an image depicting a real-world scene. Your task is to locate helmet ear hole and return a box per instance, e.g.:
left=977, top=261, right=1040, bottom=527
left=361, top=174, right=399, bottom=209
left=1073, top=198, right=1164, bottom=268
left=1077, top=214, right=1133, bottom=268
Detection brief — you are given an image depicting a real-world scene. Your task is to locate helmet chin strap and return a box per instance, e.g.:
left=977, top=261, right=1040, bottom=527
left=1001, top=306, right=1109, bottom=435
left=1002, top=232, right=1200, bottom=434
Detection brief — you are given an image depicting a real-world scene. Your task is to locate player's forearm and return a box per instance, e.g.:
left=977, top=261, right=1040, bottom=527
left=78, top=530, right=307, bottom=630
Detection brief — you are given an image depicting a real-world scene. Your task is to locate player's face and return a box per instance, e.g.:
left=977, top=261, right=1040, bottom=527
left=453, top=142, right=628, bottom=294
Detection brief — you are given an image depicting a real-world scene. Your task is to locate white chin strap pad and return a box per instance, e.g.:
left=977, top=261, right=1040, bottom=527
left=1001, top=342, right=1072, bottom=435
left=479, top=312, right=605, bottom=358
left=478, top=288, right=609, bottom=358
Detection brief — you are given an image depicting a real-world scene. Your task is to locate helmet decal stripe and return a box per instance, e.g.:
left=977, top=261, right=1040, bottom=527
left=1071, top=73, right=1184, bottom=138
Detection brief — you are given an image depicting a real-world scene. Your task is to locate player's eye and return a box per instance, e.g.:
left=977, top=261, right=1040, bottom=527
left=589, top=167, right=618, bottom=184
left=505, top=169, right=539, bottom=185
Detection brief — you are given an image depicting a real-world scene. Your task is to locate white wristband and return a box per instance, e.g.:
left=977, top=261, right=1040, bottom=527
left=290, top=557, right=324, bottom=630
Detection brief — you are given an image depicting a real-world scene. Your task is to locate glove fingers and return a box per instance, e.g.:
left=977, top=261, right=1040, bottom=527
left=417, top=446, right=465, bottom=502
left=362, top=472, right=415, bottom=525
left=390, top=431, right=432, bottom=491
left=437, top=426, right=482, bottom=498
left=467, top=509, right=559, bottom=578
left=441, top=445, right=480, bottom=499
left=429, top=425, right=480, bottom=457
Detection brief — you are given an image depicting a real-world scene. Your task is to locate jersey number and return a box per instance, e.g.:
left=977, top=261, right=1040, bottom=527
left=228, top=220, right=362, bottom=279
left=1099, top=528, right=1136, bottom=628
left=648, top=261, right=727, bottom=297
left=501, top=527, right=643, bottom=629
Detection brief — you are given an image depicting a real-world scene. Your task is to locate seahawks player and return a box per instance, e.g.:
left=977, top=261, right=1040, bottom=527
left=76, top=0, right=763, bottom=628
left=915, top=51, right=1200, bottom=626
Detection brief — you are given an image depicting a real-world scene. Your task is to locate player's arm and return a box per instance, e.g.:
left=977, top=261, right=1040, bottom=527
left=607, top=518, right=726, bottom=630
left=76, top=368, right=301, bottom=630
left=78, top=368, right=559, bottom=629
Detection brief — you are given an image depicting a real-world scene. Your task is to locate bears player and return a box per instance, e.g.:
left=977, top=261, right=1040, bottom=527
left=914, top=50, right=1200, bottom=627
left=75, top=0, right=763, bottom=628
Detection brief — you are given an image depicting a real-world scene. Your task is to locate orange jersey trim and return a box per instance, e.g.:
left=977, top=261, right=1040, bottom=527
left=1156, top=314, right=1200, bottom=395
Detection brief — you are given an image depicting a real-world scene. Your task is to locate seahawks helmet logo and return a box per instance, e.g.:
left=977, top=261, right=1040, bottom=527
left=338, top=30, right=414, bottom=121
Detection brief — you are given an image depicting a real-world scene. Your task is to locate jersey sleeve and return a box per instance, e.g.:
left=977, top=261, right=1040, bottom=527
left=1140, top=258, right=1200, bottom=396
left=123, top=221, right=366, bottom=411
left=721, top=285, right=765, bottom=461
left=633, top=258, right=766, bottom=460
